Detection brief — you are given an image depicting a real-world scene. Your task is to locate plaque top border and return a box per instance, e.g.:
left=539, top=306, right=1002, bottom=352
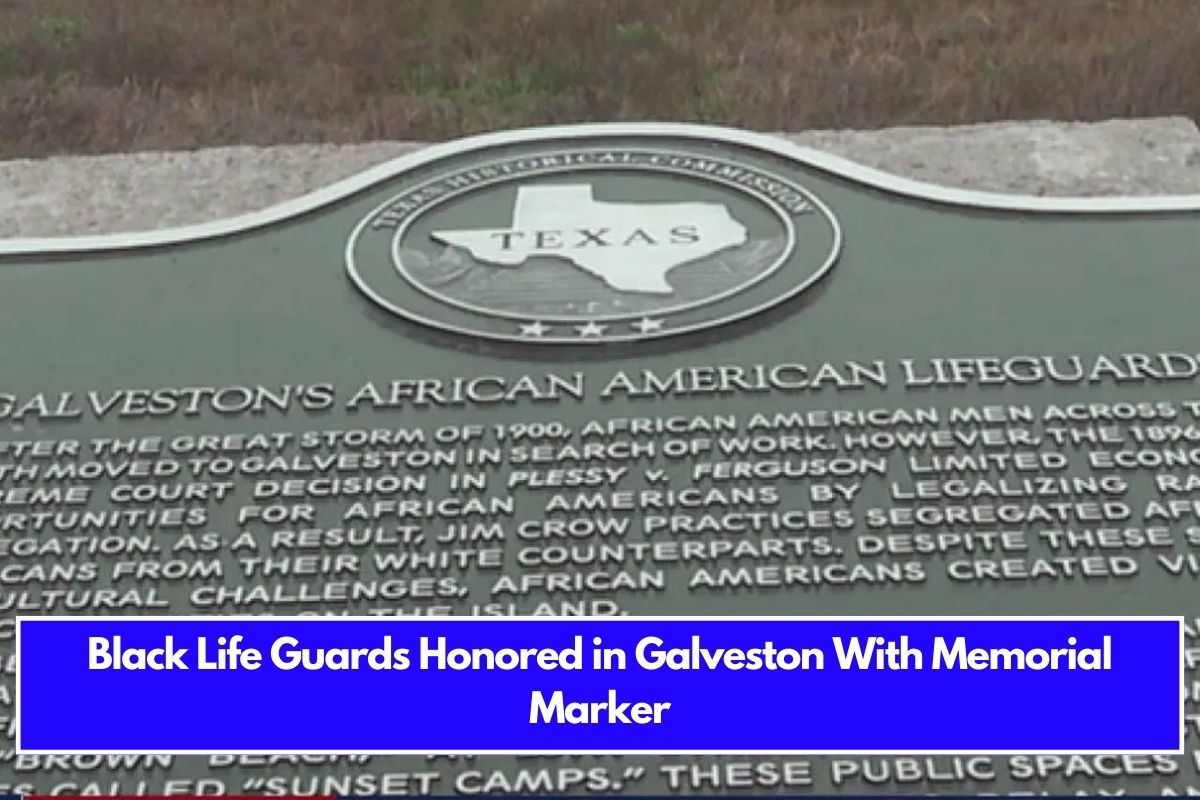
left=3, top=121, right=1199, bottom=257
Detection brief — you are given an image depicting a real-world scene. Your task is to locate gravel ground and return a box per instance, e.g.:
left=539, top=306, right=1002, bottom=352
left=1, top=117, right=1198, bottom=238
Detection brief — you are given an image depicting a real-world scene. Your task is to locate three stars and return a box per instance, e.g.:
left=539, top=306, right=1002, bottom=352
left=517, top=317, right=665, bottom=339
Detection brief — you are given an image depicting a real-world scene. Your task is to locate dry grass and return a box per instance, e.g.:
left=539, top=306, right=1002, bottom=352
left=0, top=0, right=1197, bottom=157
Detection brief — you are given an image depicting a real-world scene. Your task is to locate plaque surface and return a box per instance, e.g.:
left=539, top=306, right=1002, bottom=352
left=2, top=123, right=1200, bottom=794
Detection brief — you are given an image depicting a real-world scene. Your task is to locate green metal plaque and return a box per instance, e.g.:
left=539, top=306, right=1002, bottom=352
left=2, top=123, right=1200, bottom=793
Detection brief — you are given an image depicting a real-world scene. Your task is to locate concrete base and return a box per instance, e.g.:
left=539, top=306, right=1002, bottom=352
left=1, top=117, right=1198, bottom=237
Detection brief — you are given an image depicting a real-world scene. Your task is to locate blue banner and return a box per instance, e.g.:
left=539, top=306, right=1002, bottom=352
left=16, top=616, right=1182, bottom=754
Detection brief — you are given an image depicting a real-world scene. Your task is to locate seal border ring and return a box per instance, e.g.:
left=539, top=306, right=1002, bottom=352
left=345, top=134, right=842, bottom=344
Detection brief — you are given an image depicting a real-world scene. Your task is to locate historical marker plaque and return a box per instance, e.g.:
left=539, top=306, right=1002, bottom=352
left=2, top=123, right=1199, bottom=793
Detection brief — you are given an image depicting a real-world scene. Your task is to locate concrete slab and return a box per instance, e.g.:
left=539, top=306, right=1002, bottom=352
left=1, top=117, right=1197, bottom=237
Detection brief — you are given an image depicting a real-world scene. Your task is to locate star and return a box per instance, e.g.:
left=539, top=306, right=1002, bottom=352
left=575, top=320, right=607, bottom=337
left=518, top=320, right=549, bottom=337
left=633, top=317, right=664, bottom=334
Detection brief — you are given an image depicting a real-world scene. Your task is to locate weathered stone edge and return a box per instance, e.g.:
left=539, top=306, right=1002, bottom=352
left=1, top=117, right=1198, bottom=237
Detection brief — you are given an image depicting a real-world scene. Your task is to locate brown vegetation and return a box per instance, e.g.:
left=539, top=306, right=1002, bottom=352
left=0, top=0, right=1197, bottom=157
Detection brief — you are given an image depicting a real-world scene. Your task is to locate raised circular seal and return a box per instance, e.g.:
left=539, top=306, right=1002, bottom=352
left=346, top=127, right=841, bottom=343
